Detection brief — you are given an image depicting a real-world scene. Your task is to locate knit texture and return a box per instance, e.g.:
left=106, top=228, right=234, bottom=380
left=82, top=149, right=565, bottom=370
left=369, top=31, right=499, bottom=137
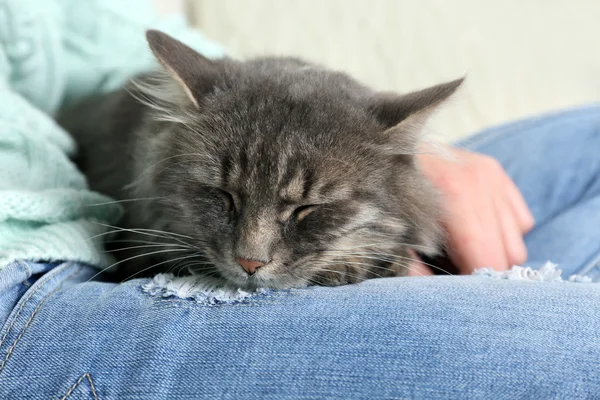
left=0, top=0, right=225, bottom=270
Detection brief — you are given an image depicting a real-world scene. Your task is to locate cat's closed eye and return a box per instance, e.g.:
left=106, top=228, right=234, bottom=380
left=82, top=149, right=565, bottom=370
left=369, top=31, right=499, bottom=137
left=293, top=204, right=317, bottom=221
left=217, top=189, right=236, bottom=213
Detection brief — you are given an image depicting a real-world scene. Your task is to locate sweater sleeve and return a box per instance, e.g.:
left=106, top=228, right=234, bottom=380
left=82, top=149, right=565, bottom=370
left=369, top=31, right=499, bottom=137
left=0, top=0, right=223, bottom=270
left=57, top=0, right=225, bottom=108
left=0, top=71, right=123, bottom=268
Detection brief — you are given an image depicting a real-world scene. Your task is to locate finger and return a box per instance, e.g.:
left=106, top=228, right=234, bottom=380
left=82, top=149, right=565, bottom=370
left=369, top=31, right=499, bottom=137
left=406, top=249, right=434, bottom=276
left=495, top=194, right=528, bottom=266
left=503, top=174, right=535, bottom=233
left=444, top=195, right=506, bottom=275
left=407, top=262, right=434, bottom=276
left=469, top=188, right=509, bottom=272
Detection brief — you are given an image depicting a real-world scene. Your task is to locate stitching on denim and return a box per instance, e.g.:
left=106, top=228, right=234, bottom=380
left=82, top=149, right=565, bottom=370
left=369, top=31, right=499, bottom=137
left=0, top=262, right=73, bottom=347
left=60, top=372, right=99, bottom=400
left=0, top=262, right=75, bottom=350
left=15, top=261, right=32, bottom=288
left=576, top=248, right=600, bottom=278
left=458, top=107, right=600, bottom=151
left=0, top=266, right=83, bottom=374
left=61, top=373, right=87, bottom=399
left=15, top=260, right=31, bottom=279
left=87, top=373, right=99, bottom=400
left=2, top=261, right=33, bottom=290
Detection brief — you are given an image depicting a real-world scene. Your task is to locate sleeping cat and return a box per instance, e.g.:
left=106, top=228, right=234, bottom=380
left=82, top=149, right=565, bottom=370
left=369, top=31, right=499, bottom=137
left=59, top=30, right=462, bottom=289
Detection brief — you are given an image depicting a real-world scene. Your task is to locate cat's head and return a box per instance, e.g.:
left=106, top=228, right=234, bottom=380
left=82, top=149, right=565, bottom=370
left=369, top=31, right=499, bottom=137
left=132, top=30, right=462, bottom=289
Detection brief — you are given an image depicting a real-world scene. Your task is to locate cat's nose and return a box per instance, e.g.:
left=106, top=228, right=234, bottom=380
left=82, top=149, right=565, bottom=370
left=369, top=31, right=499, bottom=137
left=236, top=258, right=266, bottom=275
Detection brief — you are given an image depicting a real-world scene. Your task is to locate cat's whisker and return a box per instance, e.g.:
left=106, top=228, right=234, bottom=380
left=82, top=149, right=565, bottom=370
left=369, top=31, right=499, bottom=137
left=165, top=256, right=190, bottom=275
left=313, top=260, right=386, bottom=279
left=326, top=240, right=438, bottom=253
left=386, top=260, right=431, bottom=277
left=181, top=267, right=221, bottom=278
left=289, top=253, right=319, bottom=272
left=84, top=196, right=166, bottom=207
left=90, top=222, right=200, bottom=250
left=85, top=248, right=192, bottom=284
left=88, top=228, right=183, bottom=243
left=104, top=239, right=182, bottom=246
left=324, top=243, right=387, bottom=251
left=327, top=251, right=454, bottom=276
left=303, top=277, right=323, bottom=286
left=362, top=252, right=453, bottom=275
left=319, top=257, right=432, bottom=278
left=329, top=241, right=400, bottom=249
left=165, top=257, right=204, bottom=277
left=307, top=258, right=428, bottom=280
left=180, top=262, right=217, bottom=271
left=319, top=245, right=455, bottom=276
left=93, top=222, right=194, bottom=239
left=310, top=267, right=373, bottom=282
left=105, top=243, right=191, bottom=252
left=325, top=247, right=420, bottom=259
left=119, top=253, right=201, bottom=282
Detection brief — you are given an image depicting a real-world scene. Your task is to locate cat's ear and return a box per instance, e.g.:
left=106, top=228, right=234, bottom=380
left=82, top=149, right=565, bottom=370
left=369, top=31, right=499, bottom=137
left=146, top=30, right=219, bottom=108
left=369, top=78, right=464, bottom=152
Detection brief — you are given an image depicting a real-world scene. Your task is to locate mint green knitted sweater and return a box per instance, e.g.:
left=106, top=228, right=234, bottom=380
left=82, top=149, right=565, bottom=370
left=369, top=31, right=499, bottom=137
left=0, top=0, right=224, bottom=269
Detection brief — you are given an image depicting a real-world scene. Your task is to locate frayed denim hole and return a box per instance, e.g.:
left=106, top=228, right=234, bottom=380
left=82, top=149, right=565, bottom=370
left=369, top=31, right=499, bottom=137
left=474, top=262, right=593, bottom=283
left=140, top=273, right=277, bottom=306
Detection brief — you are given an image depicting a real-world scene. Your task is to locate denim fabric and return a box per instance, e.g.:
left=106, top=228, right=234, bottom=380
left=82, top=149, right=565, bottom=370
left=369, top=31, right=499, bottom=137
left=1, top=105, right=600, bottom=399
left=0, top=261, right=56, bottom=325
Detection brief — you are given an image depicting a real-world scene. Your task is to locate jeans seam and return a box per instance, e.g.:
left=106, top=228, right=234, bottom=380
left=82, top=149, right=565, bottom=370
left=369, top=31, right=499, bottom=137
left=60, top=373, right=99, bottom=400
left=0, top=261, right=74, bottom=350
left=0, top=265, right=83, bottom=375
left=576, top=248, right=600, bottom=278
left=15, top=261, right=32, bottom=287
left=15, top=260, right=31, bottom=279
left=458, top=106, right=600, bottom=151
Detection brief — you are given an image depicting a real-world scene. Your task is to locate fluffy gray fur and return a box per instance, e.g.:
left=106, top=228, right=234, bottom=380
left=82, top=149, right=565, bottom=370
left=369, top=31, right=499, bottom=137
left=58, top=30, right=462, bottom=289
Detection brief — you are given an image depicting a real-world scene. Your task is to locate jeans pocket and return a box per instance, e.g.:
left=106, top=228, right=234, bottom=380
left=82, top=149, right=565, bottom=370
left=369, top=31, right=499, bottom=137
left=0, top=261, right=58, bottom=325
left=0, top=262, right=91, bottom=398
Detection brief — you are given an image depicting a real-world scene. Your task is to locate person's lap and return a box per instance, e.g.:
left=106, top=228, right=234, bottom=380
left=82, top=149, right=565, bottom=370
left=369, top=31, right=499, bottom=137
left=1, top=105, right=600, bottom=399
left=1, top=260, right=599, bottom=399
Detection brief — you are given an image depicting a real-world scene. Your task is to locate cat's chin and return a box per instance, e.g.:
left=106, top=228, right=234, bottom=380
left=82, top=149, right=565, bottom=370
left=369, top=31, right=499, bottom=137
left=228, top=275, right=309, bottom=290
left=203, top=268, right=309, bottom=290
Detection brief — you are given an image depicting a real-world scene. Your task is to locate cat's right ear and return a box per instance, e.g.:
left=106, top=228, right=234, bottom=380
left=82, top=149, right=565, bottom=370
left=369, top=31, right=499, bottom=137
left=146, top=30, right=219, bottom=108
left=369, top=78, right=464, bottom=153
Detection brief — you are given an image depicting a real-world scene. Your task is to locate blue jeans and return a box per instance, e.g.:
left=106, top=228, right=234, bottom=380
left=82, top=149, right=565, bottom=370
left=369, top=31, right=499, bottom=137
left=1, top=106, right=600, bottom=399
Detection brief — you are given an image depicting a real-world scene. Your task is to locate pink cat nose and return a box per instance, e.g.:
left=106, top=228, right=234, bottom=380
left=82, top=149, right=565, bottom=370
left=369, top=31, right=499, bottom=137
left=236, top=258, right=266, bottom=275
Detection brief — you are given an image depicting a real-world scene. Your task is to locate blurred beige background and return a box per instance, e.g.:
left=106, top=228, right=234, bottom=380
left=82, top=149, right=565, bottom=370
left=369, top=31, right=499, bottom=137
left=158, top=0, right=600, bottom=142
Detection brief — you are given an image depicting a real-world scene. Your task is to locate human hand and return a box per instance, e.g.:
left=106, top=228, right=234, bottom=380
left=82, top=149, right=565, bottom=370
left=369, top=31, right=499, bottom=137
left=410, top=146, right=534, bottom=276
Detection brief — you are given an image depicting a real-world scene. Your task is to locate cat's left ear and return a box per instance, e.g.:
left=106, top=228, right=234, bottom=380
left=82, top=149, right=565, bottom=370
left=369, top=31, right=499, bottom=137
left=146, top=30, right=219, bottom=108
left=369, top=78, right=464, bottom=152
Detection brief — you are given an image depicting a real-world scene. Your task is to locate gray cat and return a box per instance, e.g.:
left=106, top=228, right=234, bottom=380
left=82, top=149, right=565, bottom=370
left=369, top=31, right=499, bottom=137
left=59, top=30, right=462, bottom=289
